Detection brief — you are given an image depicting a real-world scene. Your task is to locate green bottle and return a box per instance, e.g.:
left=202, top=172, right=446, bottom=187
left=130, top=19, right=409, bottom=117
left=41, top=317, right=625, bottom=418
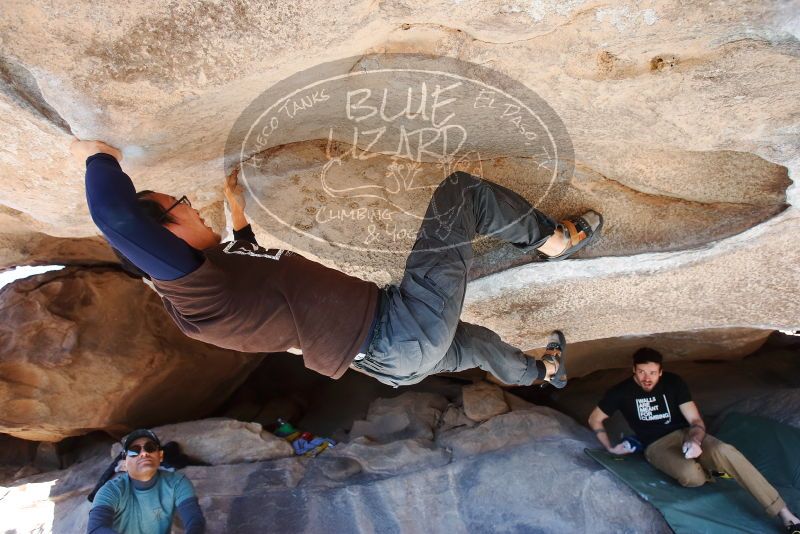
left=275, top=418, right=297, bottom=439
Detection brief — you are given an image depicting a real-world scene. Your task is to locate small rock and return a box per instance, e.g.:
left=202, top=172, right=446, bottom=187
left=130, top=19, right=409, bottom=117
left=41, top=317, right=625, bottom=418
left=351, top=412, right=414, bottom=442
left=349, top=392, right=448, bottom=443
left=462, top=382, right=510, bottom=422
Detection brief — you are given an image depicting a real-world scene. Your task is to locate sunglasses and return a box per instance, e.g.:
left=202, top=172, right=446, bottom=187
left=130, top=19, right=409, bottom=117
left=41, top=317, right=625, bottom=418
left=158, top=195, right=191, bottom=223
left=126, top=441, right=160, bottom=457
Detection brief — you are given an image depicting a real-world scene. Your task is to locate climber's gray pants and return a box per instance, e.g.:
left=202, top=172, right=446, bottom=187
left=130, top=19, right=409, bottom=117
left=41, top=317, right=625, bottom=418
left=351, top=172, right=557, bottom=387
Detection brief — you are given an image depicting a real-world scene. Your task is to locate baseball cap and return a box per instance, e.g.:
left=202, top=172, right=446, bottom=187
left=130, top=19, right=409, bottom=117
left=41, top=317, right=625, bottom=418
left=122, top=429, right=162, bottom=451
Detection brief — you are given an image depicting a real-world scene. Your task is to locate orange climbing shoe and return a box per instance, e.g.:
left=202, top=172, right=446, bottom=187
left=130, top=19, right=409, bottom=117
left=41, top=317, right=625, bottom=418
left=540, top=211, right=603, bottom=261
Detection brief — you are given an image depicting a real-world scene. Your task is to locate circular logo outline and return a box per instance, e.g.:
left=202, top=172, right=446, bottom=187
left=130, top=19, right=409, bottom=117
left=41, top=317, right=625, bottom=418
left=226, top=54, right=573, bottom=255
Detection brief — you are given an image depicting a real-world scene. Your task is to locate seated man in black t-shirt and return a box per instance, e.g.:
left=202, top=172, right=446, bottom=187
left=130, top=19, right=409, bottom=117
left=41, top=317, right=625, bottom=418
left=588, top=348, right=800, bottom=534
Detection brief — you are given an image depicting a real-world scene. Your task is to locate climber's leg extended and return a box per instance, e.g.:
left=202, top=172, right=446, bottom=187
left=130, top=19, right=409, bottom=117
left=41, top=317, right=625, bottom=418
left=351, top=171, right=601, bottom=387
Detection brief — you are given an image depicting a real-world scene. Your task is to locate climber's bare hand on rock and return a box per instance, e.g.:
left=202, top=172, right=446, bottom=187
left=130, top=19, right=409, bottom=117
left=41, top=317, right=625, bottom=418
left=224, top=167, right=246, bottom=213
left=224, top=166, right=248, bottom=230
left=70, top=139, right=123, bottom=164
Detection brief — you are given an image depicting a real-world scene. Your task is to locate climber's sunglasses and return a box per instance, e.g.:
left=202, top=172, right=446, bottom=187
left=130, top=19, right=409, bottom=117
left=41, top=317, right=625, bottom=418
left=126, top=441, right=160, bottom=457
left=159, top=195, right=192, bottom=222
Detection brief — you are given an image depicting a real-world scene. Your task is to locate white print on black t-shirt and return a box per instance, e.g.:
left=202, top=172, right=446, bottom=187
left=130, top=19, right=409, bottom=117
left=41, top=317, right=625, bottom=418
left=635, top=395, right=672, bottom=424
left=223, top=241, right=284, bottom=260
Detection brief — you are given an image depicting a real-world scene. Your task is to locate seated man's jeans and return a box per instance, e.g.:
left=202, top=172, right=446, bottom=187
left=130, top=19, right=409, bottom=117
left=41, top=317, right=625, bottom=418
left=644, top=428, right=786, bottom=516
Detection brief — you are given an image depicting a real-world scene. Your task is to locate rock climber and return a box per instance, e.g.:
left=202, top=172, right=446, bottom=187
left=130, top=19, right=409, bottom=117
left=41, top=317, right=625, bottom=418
left=73, top=138, right=603, bottom=389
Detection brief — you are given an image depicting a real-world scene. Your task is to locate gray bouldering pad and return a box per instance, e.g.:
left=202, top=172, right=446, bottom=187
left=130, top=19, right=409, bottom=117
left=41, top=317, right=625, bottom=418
left=586, top=413, right=800, bottom=534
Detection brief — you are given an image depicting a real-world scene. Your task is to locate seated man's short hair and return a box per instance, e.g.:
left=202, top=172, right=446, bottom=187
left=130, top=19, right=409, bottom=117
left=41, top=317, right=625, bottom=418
left=633, top=347, right=663, bottom=366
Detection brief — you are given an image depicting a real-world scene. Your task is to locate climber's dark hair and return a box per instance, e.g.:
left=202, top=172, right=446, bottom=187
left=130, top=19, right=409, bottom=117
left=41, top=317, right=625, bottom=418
left=136, top=190, right=176, bottom=225
left=632, top=347, right=663, bottom=368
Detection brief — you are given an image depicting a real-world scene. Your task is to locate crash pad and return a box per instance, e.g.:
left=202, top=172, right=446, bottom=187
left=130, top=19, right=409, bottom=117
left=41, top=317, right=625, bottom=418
left=585, top=413, right=800, bottom=534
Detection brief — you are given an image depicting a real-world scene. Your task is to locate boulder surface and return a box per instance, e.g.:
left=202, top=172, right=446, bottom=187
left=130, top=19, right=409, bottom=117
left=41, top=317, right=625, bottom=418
left=0, top=389, right=670, bottom=533
left=0, top=267, right=262, bottom=441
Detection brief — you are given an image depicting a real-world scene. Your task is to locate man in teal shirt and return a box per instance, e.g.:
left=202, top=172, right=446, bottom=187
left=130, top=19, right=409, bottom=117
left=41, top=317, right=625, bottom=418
left=88, top=429, right=205, bottom=534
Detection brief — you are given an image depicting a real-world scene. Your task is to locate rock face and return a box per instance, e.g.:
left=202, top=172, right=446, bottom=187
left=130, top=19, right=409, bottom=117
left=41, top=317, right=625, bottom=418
left=717, top=389, right=800, bottom=431
left=0, top=390, right=670, bottom=533
left=111, top=419, right=293, bottom=465
left=0, top=267, right=262, bottom=441
left=541, top=327, right=773, bottom=379
left=0, top=0, right=796, bottom=354
left=0, top=10, right=793, bottom=447
left=0, top=3, right=798, bottom=530
left=0, top=225, right=116, bottom=272
left=0, top=1, right=796, bottom=235
left=0, top=434, right=37, bottom=482
left=464, top=210, right=800, bottom=359
left=238, top=139, right=788, bottom=282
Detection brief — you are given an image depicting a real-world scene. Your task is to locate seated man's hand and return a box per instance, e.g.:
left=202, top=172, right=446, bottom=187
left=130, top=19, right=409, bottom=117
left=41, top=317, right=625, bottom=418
left=607, top=443, right=633, bottom=455
left=682, top=440, right=702, bottom=459
left=70, top=139, right=122, bottom=164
